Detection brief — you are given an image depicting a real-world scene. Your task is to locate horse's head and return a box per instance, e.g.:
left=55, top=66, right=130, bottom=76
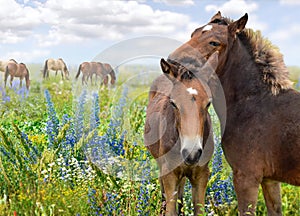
left=65, top=69, right=70, bottom=80
left=60, top=59, right=70, bottom=80
left=168, top=11, right=248, bottom=76
left=160, top=52, right=218, bottom=165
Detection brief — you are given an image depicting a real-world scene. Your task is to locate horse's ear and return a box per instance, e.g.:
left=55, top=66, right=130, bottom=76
left=210, top=11, right=222, bottom=22
left=206, top=51, right=219, bottom=72
left=228, top=13, right=248, bottom=36
left=160, top=58, right=178, bottom=78
left=198, top=51, right=219, bottom=83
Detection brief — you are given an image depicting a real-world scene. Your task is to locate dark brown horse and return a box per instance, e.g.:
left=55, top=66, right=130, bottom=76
left=76, top=61, right=116, bottom=86
left=144, top=53, right=219, bottom=215
left=5, top=62, right=30, bottom=89
left=43, top=58, right=69, bottom=80
left=168, top=11, right=300, bottom=215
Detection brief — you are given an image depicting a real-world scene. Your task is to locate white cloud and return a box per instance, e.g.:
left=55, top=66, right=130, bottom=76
left=153, top=0, right=194, bottom=6
left=279, top=0, right=300, bottom=5
left=205, top=0, right=258, bottom=16
left=0, top=0, right=195, bottom=47
left=269, top=24, right=300, bottom=41
left=34, top=0, right=195, bottom=46
left=0, top=0, right=42, bottom=44
left=205, top=0, right=267, bottom=31
left=3, top=49, right=50, bottom=63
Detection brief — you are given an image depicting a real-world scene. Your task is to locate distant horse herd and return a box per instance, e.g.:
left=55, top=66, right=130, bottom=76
left=0, top=58, right=116, bottom=89
left=1, top=11, right=299, bottom=216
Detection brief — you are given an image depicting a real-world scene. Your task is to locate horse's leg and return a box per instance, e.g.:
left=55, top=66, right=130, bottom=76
left=4, top=72, right=8, bottom=87
left=103, top=75, right=108, bottom=87
left=82, top=75, right=85, bottom=85
left=161, top=171, right=179, bottom=216
left=19, top=77, right=23, bottom=88
left=261, top=179, right=282, bottom=216
left=177, top=177, right=186, bottom=216
left=190, top=167, right=209, bottom=216
left=61, top=71, right=64, bottom=80
left=159, top=177, right=166, bottom=215
left=85, top=75, right=88, bottom=85
left=10, top=76, right=14, bottom=87
left=90, top=73, right=93, bottom=86
left=233, top=170, right=260, bottom=216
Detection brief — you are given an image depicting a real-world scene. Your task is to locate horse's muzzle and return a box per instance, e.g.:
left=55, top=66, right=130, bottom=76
left=182, top=148, right=202, bottom=165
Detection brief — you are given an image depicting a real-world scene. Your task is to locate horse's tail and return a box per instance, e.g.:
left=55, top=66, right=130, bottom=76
left=25, top=67, right=30, bottom=89
left=4, top=65, right=9, bottom=87
left=75, top=64, right=82, bottom=79
left=43, top=59, right=48, bottom=78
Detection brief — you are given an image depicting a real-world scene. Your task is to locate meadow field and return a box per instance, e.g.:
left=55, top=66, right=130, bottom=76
left=0, top=63, right=299, bottom=215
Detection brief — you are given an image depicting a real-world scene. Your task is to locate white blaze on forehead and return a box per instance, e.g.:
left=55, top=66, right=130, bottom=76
left=187, top=87, right=198, bottom=95
left=202, top=25, right=213, bottom=32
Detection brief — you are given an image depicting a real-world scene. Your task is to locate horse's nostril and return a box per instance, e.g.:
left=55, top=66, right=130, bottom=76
left=182, top=148, right=202, bottom=165
left=196, top=149, right=202, bottom=159
left=182, top=149, right=189, bottom=160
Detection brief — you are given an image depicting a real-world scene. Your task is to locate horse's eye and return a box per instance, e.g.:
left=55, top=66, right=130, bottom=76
left=170, top=99, right=178, bottom=109
left=209, top=41, right=220, bottom=47
left=211, top=19, right=221, bottom=24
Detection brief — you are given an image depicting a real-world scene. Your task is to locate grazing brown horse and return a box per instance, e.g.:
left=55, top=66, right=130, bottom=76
left=5, top=62, right=30, bottom=89
left=76, top=62, right=116, bottom=86
left=144, top=53, right=219, bottom=216
left=43, top=58, right=69, bottom=80
left=168, top=11, right=300, bottom=215
left=0, top=59, right=17, bottom=73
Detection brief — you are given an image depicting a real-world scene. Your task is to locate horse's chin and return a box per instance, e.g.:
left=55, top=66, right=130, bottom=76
left=183, top=160, right=199, bottom=166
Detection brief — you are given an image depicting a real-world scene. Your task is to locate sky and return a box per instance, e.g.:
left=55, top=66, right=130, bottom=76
left=1, top=0, right=300, bottom=67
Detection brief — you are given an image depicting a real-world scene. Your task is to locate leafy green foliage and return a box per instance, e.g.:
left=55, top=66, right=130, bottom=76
left=0, top=67, right=299, bottom=215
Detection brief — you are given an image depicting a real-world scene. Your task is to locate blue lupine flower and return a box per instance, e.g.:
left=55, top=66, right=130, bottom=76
left=88, top=187, right=101, bottom=216
left=137, top=161, right=151, bottom=216
left=60, top=114, right=76, bottom=152
left=74, top=90, right=87, bottom=142
left=21, top=131, right=39, bottom=163
left=207, top=141, right=236, bottom=206
left=105, top=192, right=121, bottom=215
left=44, top=89, right=60, bottom=147
left=1, top=87, right=10, bottom=103
left=90, top=92, right=100, bottom=131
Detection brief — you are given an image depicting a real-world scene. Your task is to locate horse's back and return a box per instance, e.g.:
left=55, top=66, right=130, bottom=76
left=6, top=61, right=18, bottom=72
left=46, top=58, right=65, bottom=70
left=1, top=60, right=17, bottom=72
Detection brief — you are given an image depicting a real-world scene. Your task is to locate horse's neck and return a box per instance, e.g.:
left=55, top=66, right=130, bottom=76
left=220, top=39, right=267, bottom=105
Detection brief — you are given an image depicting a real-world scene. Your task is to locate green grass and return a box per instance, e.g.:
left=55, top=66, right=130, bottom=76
left=0, top=64, right=299, bottom=215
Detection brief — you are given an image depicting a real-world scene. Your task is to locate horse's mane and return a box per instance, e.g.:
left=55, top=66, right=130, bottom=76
left=239, top=29, right=293, bottom=95
left=212, top=17, right=293, bottom=95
